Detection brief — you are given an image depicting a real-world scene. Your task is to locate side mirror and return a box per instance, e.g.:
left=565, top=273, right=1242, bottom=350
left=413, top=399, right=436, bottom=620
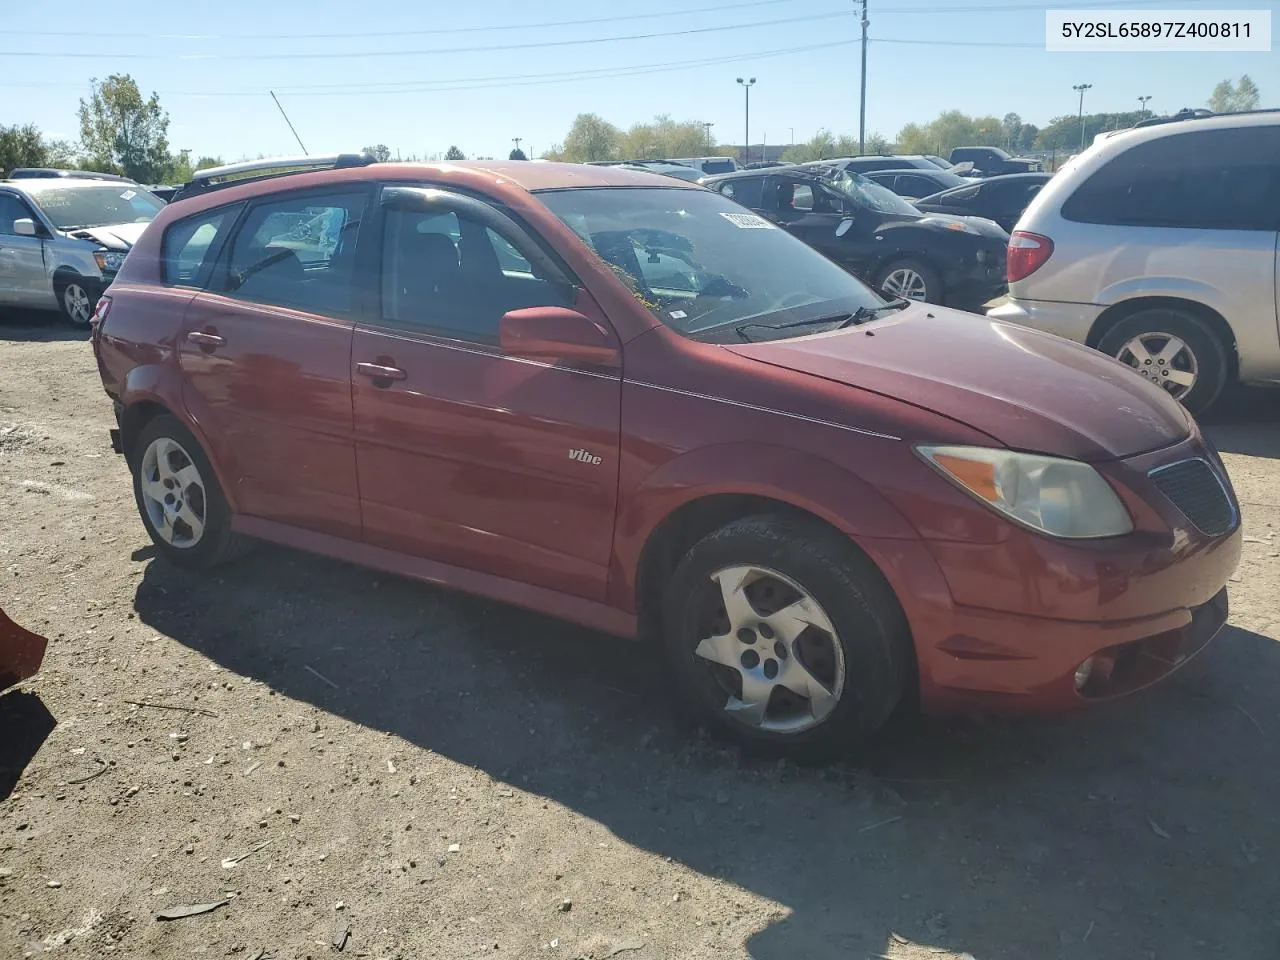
left=835, top=218, right=854, bottom=238
left=499, top=306, right=619, bottom=367
left=13, top=218, right=38, bottom=237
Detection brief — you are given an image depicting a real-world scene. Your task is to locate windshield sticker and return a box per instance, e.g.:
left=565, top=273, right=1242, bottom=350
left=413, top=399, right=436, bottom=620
left=669, top=309, right=688, bottom=320
left=120, top=189, right=137, bottom=200
left=718, top=212, right=774, bottom=230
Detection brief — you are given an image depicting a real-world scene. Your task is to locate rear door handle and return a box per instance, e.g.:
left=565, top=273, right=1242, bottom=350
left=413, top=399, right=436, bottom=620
left=187, top=330, right=225, bottom=348
left=355, top=361, right=407, bottom=383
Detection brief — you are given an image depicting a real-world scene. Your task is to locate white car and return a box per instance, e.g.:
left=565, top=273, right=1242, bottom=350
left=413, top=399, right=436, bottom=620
left=988, top=110, right=1280, bottom=413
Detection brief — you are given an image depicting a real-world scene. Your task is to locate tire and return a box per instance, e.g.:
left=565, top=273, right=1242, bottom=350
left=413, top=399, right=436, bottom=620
left=661, top=514, right=913, bottom=760
left=874, top=258, right=942, bottom=305
left=55, top=276, right=98, bottom=328
left=1096, top=307, right=1228, bottom=415
left=131, top=415, right=247, bottom=570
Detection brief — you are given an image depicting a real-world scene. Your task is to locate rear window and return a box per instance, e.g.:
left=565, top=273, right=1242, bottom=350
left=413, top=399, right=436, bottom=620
left=1062, top=126, right=1280, bottom=231
left=162, top=204, right=242, bottom=287
left=716, top=178, right=765, bottom=207
left=698, top=158, right=736, bottom=175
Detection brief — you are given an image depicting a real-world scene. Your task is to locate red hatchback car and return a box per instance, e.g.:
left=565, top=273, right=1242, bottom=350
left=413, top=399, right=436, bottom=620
left=92, top=156, right=1242, bottom=756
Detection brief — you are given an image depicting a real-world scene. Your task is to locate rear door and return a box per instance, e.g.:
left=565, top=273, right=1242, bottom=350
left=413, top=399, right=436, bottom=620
left=0, top=192, right=48, bottom=306
left=177, top=186, right=371, bottom=541
left=350, top=185, right=622, bottom=600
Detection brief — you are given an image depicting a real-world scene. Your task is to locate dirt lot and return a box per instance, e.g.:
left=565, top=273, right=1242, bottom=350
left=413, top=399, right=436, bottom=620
left=2, top=310, right=1279, bottom=960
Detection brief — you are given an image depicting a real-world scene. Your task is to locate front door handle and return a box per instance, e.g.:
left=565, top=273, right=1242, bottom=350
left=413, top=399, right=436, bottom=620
left=187, top=330, right=225, bottom=349
left=355, top=361, right=407, bottom=383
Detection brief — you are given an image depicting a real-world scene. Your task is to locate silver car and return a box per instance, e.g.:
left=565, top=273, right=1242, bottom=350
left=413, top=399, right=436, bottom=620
left=988, top=110, right=1280, bottom=413
left=0, top=178, right=164, bottom=326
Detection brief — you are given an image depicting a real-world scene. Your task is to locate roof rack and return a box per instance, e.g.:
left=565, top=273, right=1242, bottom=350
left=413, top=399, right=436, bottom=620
left=171, top=153, right=373, bottom=201
left=1133, top=106, right=1280, bottom=129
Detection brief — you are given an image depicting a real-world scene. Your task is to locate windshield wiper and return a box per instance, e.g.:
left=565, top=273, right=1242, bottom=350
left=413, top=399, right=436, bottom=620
left=734, top=297, right=912, bottom=342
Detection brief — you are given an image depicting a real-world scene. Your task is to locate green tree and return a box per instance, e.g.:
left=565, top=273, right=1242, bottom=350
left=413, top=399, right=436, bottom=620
left=1035, top=111, right=1145, bottom=151
left=444, top=145, right=466, bottom=161
left=619, top=115, right=710, bottom=159
left=561, top=113, right=622, bottom=162
left=0, top=123, right=51, bottom=174
left=1209, top=74, right=1260, bottom=112
left=194, top=156, right=223, bottom=171
left=362, top=144, right=392, bottom=162
left=508, top=147, right=528, bottom=160
left=895, top=110, right=1004, bottom=157
left=78, top=74, right=171, bottom=182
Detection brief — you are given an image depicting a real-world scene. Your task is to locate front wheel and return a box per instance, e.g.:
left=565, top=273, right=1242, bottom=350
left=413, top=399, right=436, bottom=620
left=662, top=514, right=913, bottom=760
left=1096, top=308, right=1228, bottom=414
left=55, top=276, right=98, bottom=327
left=874, top=258, right=942, bottom=304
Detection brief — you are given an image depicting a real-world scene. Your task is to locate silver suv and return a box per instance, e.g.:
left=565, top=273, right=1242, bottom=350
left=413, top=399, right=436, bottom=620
left=988, top=110, right=1280, bottom=413
left=0, top=178, right=164, bottom=325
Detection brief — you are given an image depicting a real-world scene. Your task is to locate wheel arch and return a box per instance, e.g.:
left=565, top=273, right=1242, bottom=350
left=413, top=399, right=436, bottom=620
left=1085, top=296, right=1239, bottom=382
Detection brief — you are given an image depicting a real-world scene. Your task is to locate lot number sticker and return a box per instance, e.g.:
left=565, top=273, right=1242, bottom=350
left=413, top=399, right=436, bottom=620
left=719, top=212, right=775, bottom=229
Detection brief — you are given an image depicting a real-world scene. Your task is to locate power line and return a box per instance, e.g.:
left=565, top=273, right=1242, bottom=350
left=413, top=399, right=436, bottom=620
left=0, top=9, right=857, bottom=60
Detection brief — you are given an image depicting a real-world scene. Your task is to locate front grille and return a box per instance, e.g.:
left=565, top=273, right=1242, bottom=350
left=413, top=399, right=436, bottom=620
left=1148, top=458, right=1236, bottom=536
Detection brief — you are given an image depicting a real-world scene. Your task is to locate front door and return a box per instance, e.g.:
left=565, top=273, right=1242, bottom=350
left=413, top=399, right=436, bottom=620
left=177, top=187, right=371, bottom=541
left=351, top=187, right=622, bottom=601
left=0, top=193, right=49, bottom=306
left=761, top=177, right=877, bottom=278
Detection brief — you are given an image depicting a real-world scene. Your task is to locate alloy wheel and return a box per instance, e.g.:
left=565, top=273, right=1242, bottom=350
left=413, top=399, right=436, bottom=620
left=693, top=565, right=846, bottom=734
left=880, top=268, right=928, bottom=301
left=138, top=437, right=208, bottom=548
left=1115, top=332, right=1198, bottom=398
left=63, top=283, right=92, bottom=325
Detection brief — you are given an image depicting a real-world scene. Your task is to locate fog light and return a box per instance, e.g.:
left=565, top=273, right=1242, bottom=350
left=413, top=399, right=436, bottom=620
left=1074, top=657, right=1096, bottom=691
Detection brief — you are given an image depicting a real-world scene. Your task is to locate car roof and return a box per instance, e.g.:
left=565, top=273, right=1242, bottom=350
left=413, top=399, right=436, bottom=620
left=6, top=178, right=146, bottom=196
left=866, top=168, right=949, bottom=177
left=702, top=166, right=822, bottom=184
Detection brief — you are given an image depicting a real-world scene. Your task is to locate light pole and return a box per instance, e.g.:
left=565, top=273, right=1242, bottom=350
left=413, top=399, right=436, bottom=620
left=1138, top=95, right=1152, bottom=119
left=789, top=126, right=795, bottom=145
left=512, top=137, right=523, bottom=156
left=737, top=77, right=756, bottom=165
left=858, top=0, right=869, bottom=154
left=1073, top=83, right=1092, bottom=150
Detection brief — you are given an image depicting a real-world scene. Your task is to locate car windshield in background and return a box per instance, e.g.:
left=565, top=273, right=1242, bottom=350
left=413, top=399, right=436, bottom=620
left=538, top=187, right=883, bottom=342
left=23, top=183, right=163, bottom=229
left=821, top=169, right=921, bottom=217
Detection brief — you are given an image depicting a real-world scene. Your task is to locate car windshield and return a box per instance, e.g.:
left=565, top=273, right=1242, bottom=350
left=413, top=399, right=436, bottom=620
left=538, top=187, right=884, bottom=342
left=922, top=155, right=952, bottom=168
left=23, top=183, right=163, bottom=229
left=816, top=169, right=921, bottom=217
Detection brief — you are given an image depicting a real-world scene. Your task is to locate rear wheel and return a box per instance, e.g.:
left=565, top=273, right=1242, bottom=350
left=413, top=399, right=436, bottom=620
left=132, top=415, right=246, bottom=569
left=55, top=276, right=97, bottom=327
left=662, top=514, right=913, bottom=760
left=1096, top=308, right=1228, bottom=414
left=874, top=258, right=942, bottom=304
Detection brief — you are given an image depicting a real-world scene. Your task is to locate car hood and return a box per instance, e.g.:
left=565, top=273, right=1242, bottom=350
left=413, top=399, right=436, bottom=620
left=726, top=306, right=1191, bottom=461
left=63, top=221, right=150, bottom=250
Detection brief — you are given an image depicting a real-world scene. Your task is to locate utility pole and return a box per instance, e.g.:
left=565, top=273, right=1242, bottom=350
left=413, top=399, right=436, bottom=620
left=789, top=126, right=795, bottom=145
left=737, top=77, right=756, bottom=165
left=1138, top=94, right=1152, bottom=119
left=1073, top=83, right=1092, bottom=150
left=859, top=0, right=869, bottom=155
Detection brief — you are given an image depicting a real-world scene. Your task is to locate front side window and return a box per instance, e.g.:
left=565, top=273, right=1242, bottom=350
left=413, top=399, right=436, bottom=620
left=823, top=170, right=921, bottom=217
left=163, top=204, right=242, bottom=287
left=1062, top=127, right=1280, bottom=231
left=0, top=194, right=35, bottom=236
left=23, top=183, right=163, bottom=229
left=538, top=187, right=884, bottom=343
left=380, top=202, right=571, bottom=342
left=717, top=177, right=765, bottom=208
left=225, top=190, right=367, bottom=313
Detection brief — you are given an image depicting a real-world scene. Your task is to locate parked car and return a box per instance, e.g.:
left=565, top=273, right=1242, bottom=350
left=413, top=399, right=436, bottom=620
left=988, top=110, right=1280, bottom=413
left=702, top=163, right=1008, bottom=308
left=0, top=177, right=165, bottom=324
left=148, top=185, right=181, bottom=203
left=5, top=167, right=134, bottom=182
left=93, top=156, right=1243, bottom=756
left=949, top=146, right=1043, bottom=177
left=826, top=155, right=963, bottom=176
left=863, top=168, right=970, bottom=201
left=668, top=156, right=739, bottom=176
left=614, top=161, right=704, bottom=182
left=914, top=173, right=1054, bottom=233
left=92, top=156, right=1241, bottom=755
left=744, top=160, right=794, bottom=170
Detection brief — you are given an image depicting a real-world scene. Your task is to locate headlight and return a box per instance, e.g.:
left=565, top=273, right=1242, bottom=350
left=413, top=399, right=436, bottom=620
left=93, top=250, right=127, bottom=273
left=916, top=444, right=1133, bottom=539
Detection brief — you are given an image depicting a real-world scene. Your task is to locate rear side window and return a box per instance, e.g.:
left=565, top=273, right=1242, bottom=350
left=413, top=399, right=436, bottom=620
left=717, top=178, right=765, bottom=208
left=224, top=190, right=368, bottom=314
left=162, top=204, right=242, bottom=287
left=1062, top=126, right=1280, bottom=231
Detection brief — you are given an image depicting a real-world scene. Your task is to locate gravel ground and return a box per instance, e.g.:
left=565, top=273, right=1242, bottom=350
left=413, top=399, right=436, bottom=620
left=2, top=309, right=1279, bottom=960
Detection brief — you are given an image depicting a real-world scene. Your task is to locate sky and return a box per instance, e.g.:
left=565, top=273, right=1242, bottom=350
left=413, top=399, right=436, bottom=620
left=2, top=0, right=1277, bottom=161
